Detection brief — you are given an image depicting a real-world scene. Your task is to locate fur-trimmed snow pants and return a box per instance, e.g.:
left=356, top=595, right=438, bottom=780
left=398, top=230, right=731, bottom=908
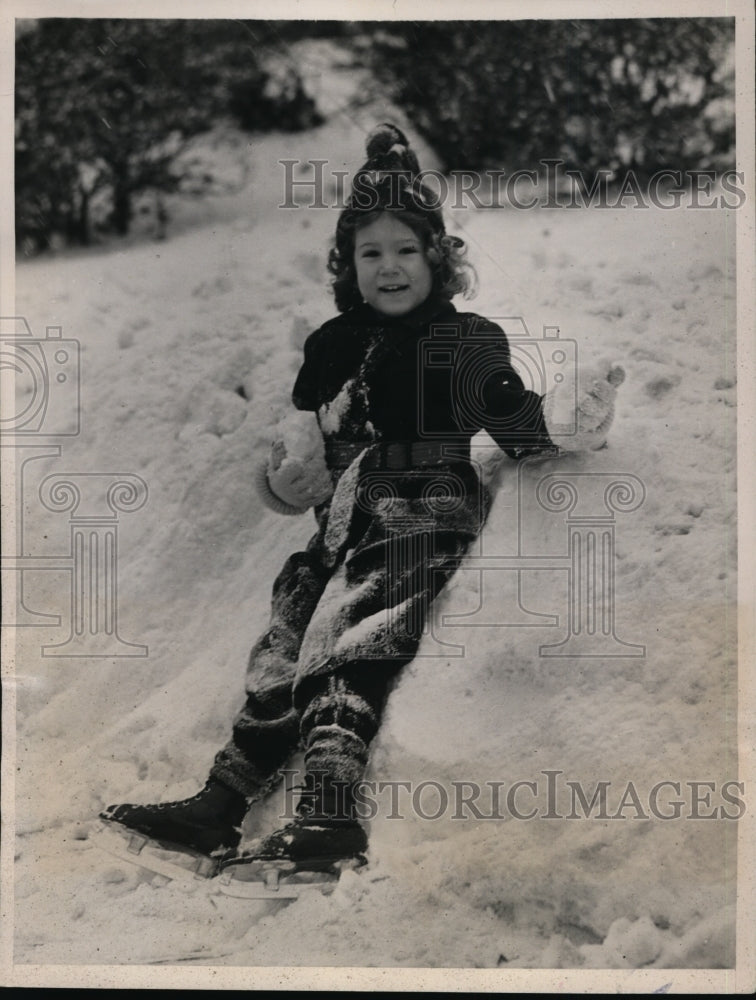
left=211, top=455, right=489, bottom=801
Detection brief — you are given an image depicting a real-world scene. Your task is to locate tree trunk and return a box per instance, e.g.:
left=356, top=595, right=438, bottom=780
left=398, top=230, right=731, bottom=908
left=77, top=187, right=91, bottom=245
left=111, top=169, right=132, bottom=236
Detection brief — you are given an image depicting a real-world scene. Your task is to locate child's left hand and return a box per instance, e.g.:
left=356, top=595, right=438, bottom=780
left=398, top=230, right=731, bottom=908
left=543, top=360, right=625, bottom=452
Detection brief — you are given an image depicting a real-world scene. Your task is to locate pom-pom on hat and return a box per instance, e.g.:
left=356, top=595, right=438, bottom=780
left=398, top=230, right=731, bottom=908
left=363, top=122, right=422, bottom=175
left=346, top=123, right=446, bottom=235
left=328, top=123, right=472, bottom=312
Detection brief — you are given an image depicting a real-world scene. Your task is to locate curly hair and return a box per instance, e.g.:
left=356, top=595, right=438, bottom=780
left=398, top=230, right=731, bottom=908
left=327, top=206, right=477, bottom=313
left=326, top=124, right=477, bottom=313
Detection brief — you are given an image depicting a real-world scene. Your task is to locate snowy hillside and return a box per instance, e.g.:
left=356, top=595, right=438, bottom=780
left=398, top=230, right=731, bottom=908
left=7, top=46, right=743, bottom=982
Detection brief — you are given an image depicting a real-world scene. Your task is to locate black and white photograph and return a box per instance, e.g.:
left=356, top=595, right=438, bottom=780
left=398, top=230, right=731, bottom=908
left=1, top=0, right=754, bottom=990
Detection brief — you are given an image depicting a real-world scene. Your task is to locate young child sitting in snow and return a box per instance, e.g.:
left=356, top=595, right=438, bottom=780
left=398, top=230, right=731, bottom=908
left=101, top=125, right=622, bottom=876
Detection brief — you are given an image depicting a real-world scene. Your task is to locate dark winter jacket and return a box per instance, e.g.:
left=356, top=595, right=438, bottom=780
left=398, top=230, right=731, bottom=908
left=292, top=294, right=555, bottom=469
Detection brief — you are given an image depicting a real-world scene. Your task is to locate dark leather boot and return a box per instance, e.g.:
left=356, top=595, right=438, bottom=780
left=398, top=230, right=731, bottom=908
left=220, top=771, right=367, bottom=871
left=100, top=776, right=249, bottom=858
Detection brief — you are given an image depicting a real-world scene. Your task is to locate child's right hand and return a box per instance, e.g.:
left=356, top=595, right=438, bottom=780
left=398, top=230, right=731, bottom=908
left=255, top=412, right=334, bottom=516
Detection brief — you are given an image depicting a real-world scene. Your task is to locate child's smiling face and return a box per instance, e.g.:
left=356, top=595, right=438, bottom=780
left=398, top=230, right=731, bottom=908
left=354, top=213, right=434, bottom=317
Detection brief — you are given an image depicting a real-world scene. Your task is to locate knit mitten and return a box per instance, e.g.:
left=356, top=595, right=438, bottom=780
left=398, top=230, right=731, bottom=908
left=543, top=361, right=625, bottom=452
left=256, top=410, right=333, bottom=515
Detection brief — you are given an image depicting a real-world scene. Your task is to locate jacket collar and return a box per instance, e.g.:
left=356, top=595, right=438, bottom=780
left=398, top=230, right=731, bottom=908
left=355, top=294, right=457, bottom=332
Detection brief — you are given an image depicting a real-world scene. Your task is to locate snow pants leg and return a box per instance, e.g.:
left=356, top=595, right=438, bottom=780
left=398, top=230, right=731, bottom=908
left=209, top=511, right=334, bottom=798
left=212, top=466, right=488, bottom=802
left=292, top=473, right=488, bottom=794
